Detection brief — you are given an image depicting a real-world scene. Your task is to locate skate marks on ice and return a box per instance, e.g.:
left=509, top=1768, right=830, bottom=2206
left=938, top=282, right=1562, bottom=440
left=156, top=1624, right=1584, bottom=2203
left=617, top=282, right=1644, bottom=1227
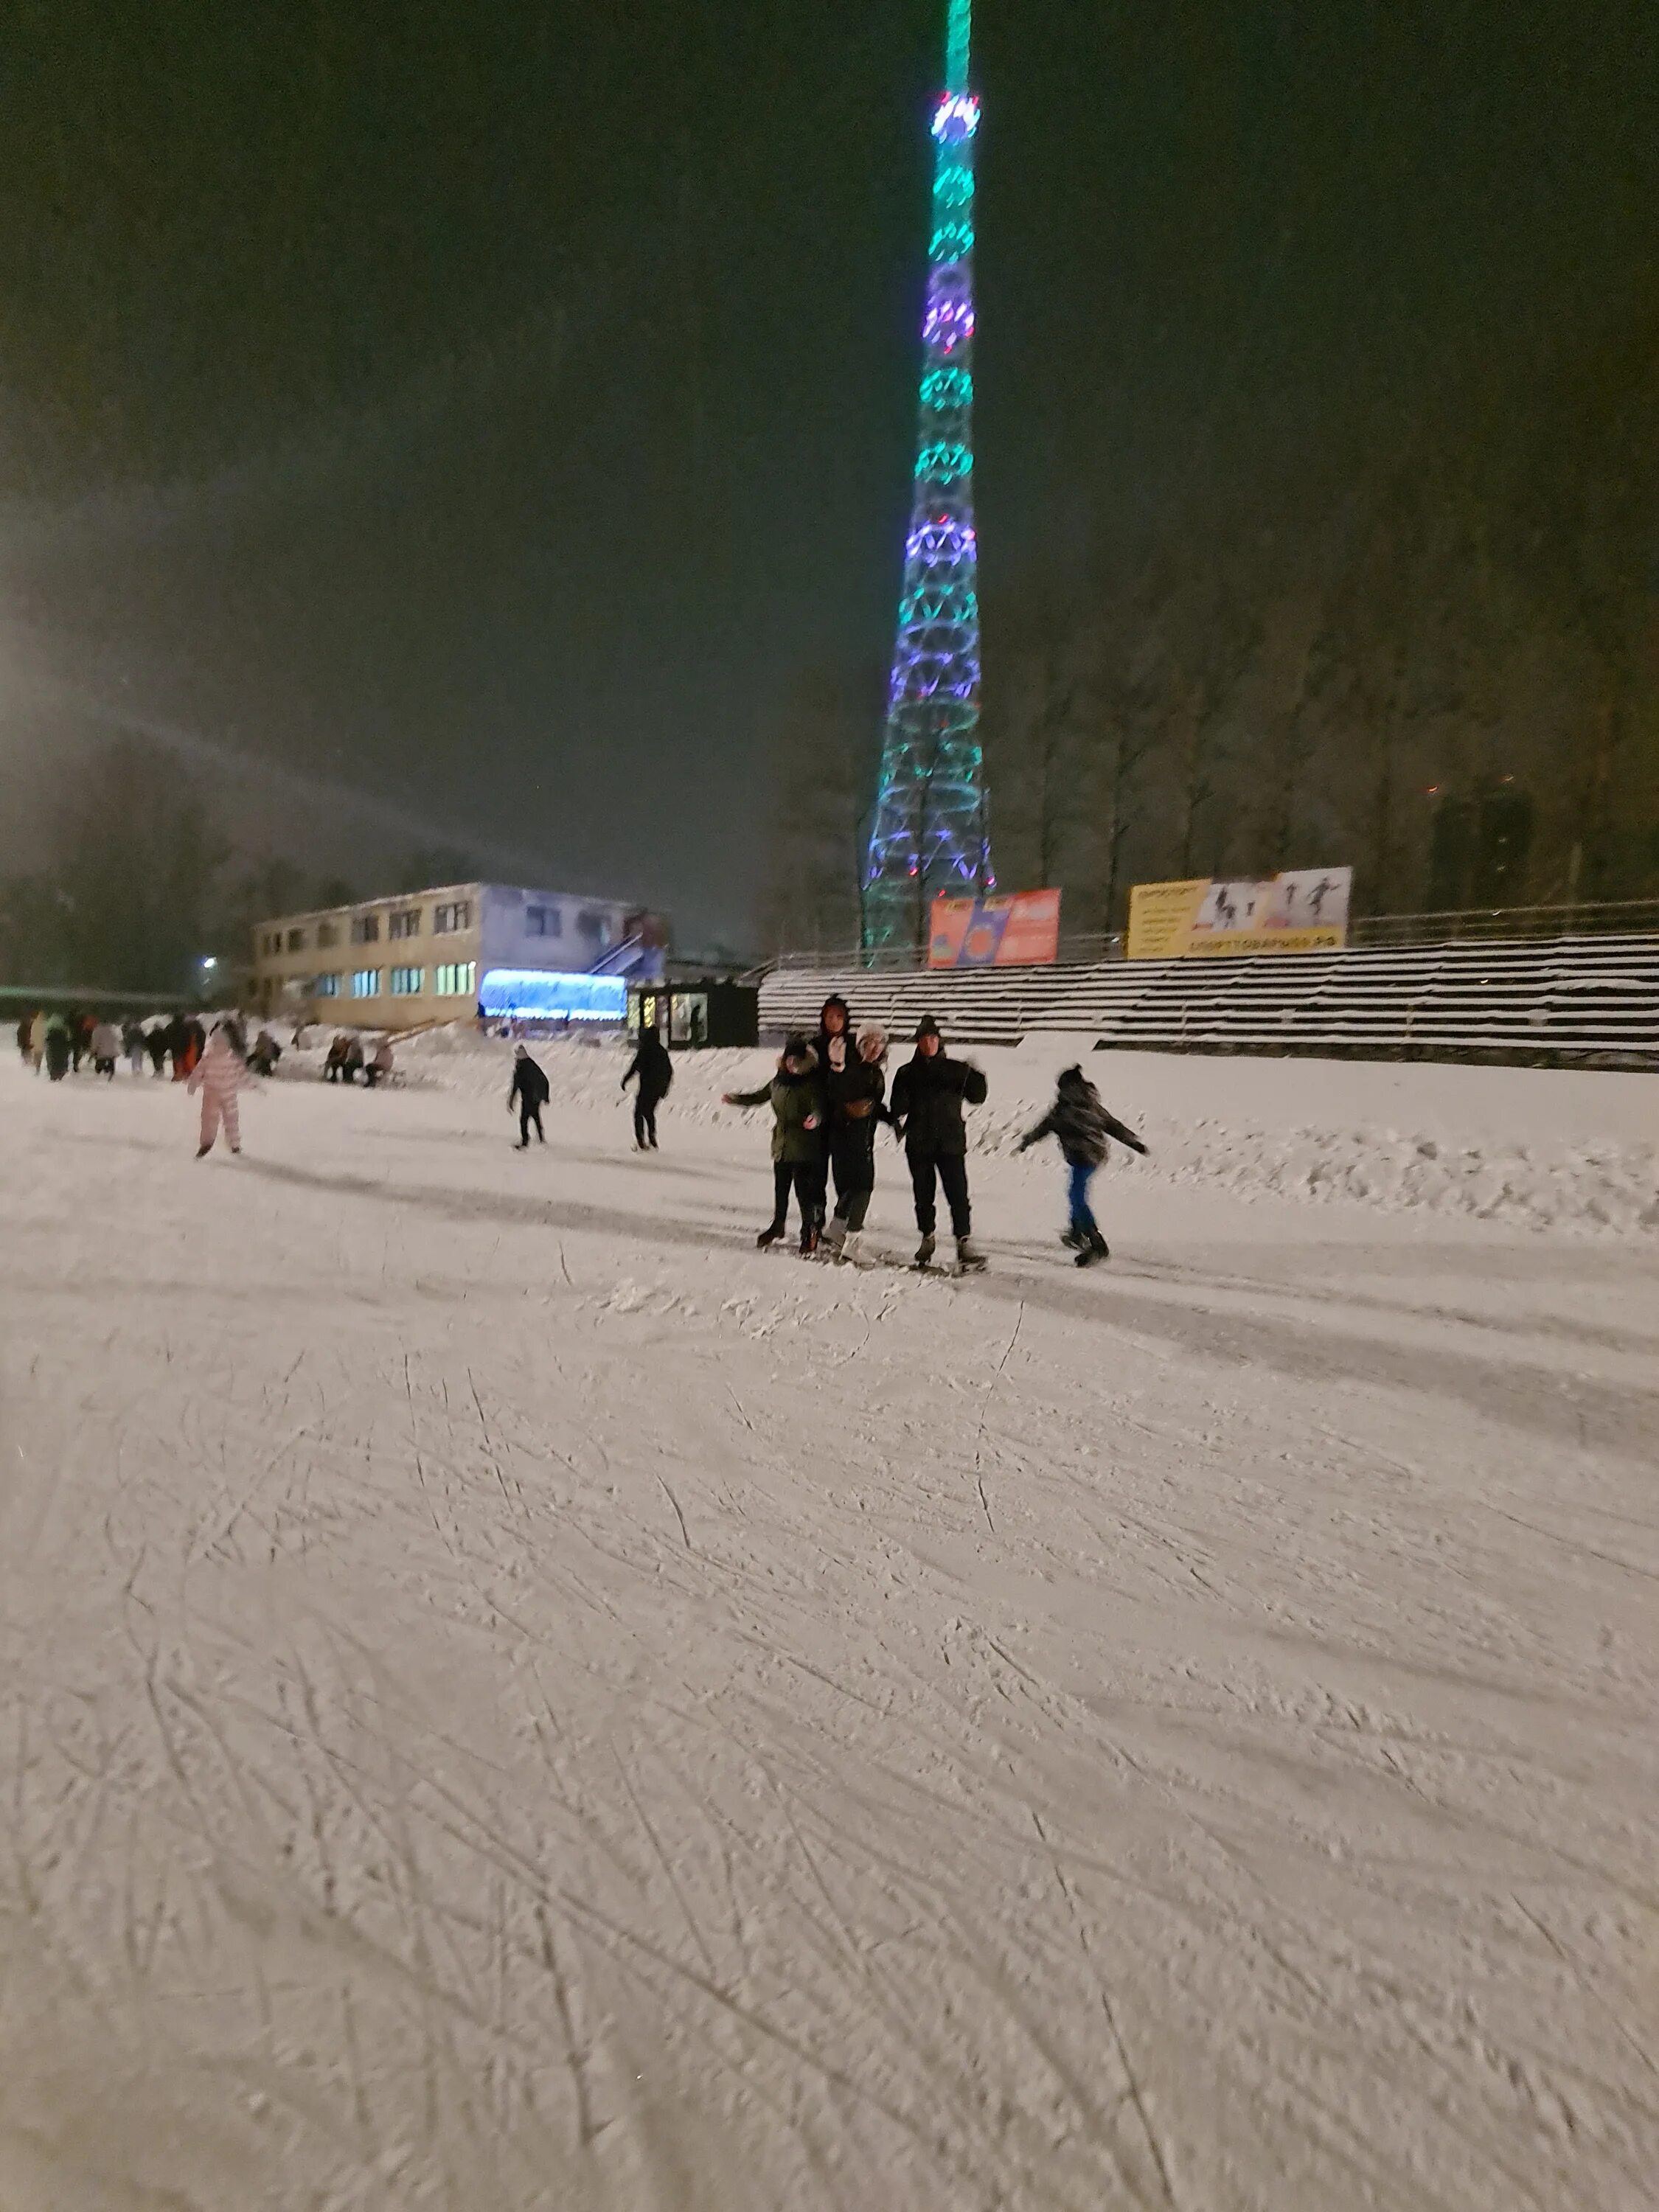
left=4, top=1062, right=1659, bottom=2209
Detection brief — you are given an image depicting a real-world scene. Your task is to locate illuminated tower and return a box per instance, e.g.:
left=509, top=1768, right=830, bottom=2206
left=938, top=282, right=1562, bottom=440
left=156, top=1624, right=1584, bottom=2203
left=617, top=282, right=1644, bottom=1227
left=863, top=0, right=992, bottom=956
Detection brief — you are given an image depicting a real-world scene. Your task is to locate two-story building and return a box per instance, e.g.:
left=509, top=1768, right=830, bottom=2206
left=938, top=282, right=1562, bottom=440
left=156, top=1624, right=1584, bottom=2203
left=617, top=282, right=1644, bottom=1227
left=251, top=881, right=665, bottom=1031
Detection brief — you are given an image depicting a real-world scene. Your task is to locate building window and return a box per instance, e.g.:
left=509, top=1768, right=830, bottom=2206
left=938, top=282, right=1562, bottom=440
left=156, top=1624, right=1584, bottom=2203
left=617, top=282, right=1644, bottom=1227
left=350, top=914, right=380, bottom=945
left=526, top=905, right=563, bottom=939
left=314, top=973, right=341, bottom=998
left=316, top=920, right=338, bottom=948
left=433, top=900, right=473, bottom=934
left=435, top=961, right=476, bottom=996
left=286, top=926, right=306, bottom=952
left=389, top=966, right=424, bottom=995
left=262, top=932, right=282, bottom=957
left=351, top=969, right=380, bottom=998
left=389, top=908, right=422, bottom=940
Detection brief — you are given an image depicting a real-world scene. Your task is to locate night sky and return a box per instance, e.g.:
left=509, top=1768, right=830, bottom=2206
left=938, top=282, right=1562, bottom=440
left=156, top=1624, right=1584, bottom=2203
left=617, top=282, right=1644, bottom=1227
left=1, top=1, right=1654, bottom=945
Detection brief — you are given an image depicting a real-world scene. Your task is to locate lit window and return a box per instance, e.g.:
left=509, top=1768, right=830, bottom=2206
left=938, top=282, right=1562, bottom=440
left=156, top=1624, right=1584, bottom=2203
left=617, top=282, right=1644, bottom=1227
left=287, top=927, right=307, bottom=952
left=389, top=966, right=423, bottom=995
left=389, top=908, right=422, bottom=940
left=435, top=961, right=476, bottom=996
left=351, top=914, right=380, bottom=945
left=351, top=969, right=381, bottom=998
left=314, top=973, right=341, bottom=998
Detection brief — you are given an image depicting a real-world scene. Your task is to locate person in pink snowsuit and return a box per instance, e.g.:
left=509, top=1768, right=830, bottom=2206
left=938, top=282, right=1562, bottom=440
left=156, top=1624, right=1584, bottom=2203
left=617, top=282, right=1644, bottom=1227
left=186, top=1025, right=248, bottom=1156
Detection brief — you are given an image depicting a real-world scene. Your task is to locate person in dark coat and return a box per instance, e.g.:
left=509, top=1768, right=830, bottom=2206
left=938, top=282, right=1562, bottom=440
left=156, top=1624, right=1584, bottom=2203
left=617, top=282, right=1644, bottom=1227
left=819, top=1024, right=888, bottom=1258
left=888, top=1015, right=988, bottom=1269
left=15, top=1015, right=31, bottom=1064
left=43, top=1013, right=72, bottom=1081
left=145, top=1020, right=169, bottom=1076
left=724, top=1034, right=824, bottom=1252
left=508, top=1044, right=551, bottom=1145
left=620, top=1027, right=673, bottom=1150
left=807, top=994, right=853, bottom=1214
left=1017, top=1064, right=1147, bottom=1266
left=67, top=1009, right=88, bottom=1074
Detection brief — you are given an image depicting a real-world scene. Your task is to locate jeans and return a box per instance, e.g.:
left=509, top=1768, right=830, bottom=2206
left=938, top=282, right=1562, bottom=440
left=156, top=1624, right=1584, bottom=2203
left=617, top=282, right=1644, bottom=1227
left=908, top=1152, right=970, bottom=1238
left=633, top=1093, right=661, bottom=1147
left=1067, top=1159, right=1098, bottom=1237
left=771, top=1160, right=821, bottom=1228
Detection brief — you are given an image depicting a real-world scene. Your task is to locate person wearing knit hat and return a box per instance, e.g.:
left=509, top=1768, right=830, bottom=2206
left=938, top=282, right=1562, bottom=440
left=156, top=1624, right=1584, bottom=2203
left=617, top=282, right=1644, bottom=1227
left=723, top=1035, right=825, bottom=1253
left=888, top=1018, right=988, bottom=1270
left=819, top=1023, right=890, bottom=1260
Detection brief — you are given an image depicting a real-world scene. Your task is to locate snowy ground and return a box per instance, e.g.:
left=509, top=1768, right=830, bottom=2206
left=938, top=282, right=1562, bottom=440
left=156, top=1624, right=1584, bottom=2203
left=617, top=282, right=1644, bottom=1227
left=3, top=1037, right=1657, bottom=2211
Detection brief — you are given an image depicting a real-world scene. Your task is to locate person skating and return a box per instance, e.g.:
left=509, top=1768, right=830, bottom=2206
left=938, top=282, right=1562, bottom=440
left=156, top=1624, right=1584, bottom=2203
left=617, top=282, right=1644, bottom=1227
left=807, top=995, right=853, bottom=1216
left=342, top=1035, right=364, bottom=1085
left=43, top=1013, right=72, bottom=1081
left=91, top=1019, right=120, bottom=1078
left=888, top=1015, right=988, bottom=1270
left=145, top=1020, right=168, bottom=1077
left=122, top=1019, right=147, bottom=1076
left=187, top=1021, right=248, bottom=1155
left=1017, top=1063, right=1147, bottom=1266
left=28, top=1009, right=48, bottom=1071
left=819, top=1024, right=888, bottom=1260
left=15, top=1014, right=31, bottom=1065
left=248, top=1029, right=282, bottom=1077
left=68, top=1010, right=88, bottom=1075
left=620, top=1026, right=673, bottom=1150
left=508, top=1043, right=550, bottom=1145
left=723, top=1034, right=824, bottom=1253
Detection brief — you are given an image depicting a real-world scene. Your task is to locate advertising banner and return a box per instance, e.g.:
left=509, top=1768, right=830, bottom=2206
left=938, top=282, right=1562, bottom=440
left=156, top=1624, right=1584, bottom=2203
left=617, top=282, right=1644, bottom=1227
left=1126, top=869, right=1351, bottom=959
left=930, top=888, right=1062, bottom=968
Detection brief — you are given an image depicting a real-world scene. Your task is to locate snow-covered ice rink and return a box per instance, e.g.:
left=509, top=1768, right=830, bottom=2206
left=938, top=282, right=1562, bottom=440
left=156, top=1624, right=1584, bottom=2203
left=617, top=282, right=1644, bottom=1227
left=3, top=1034, right=1657, bottom=2211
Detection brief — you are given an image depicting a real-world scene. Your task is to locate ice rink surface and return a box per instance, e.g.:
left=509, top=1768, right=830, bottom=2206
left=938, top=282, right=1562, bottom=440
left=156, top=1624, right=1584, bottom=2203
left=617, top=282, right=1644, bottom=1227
left=2, top=1037, right=1656, bottom=2210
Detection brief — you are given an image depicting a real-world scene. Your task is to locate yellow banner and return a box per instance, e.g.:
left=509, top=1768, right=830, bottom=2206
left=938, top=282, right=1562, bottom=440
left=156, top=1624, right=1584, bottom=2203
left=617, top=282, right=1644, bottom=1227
left=1127, top=870, right=1350, bottom=959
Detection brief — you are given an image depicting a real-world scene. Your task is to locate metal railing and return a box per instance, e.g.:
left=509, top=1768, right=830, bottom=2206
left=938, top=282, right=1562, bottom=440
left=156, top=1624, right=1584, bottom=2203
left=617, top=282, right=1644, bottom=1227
left=759, top=898, right=1659, bottom=977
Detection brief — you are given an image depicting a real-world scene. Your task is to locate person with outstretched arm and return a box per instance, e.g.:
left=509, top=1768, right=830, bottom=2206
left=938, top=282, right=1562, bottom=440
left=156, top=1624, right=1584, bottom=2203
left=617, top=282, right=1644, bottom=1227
left=1017, top=1063, right=1147, bottom=1266
left=887, top=1015, right=987, bottom=1270
left=724, top=1034, right=825, bottom=1254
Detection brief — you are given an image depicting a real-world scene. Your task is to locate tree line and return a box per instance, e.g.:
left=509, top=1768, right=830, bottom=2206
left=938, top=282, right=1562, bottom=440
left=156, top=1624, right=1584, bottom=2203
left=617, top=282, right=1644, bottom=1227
left=0, top=736, right=476, bottom=997
left=757, top=287, right=1659, bottom=953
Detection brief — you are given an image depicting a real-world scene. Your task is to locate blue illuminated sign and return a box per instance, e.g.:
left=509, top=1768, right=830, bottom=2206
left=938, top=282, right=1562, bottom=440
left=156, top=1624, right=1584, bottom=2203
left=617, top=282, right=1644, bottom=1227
left=477, top=969, right=628, bottom=1023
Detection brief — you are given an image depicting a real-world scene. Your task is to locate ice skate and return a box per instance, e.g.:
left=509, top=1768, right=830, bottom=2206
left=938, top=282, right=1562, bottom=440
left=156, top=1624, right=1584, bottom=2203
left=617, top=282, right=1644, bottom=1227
left=799, top=1222, right=821, bottom=1256
left=913, top=1231, right=936, bottom=1270
left=820, top=1214, right=848, bottom=1258
left=837, top=1230, right=863, bottom=1265
left=1075, top=1232, right=1110, bottom=1268
left=756, top=1220, right=786, bottom=1249
left=1060, top=1225, right=1083, bottom=1250
left=195, top=1143, right=211, bottom=1158
left=955, top=1236, right=986, bottom=1273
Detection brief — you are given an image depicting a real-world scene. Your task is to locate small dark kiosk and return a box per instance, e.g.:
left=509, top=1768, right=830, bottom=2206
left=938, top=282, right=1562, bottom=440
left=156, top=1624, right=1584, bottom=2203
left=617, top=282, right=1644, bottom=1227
left=628, top=980, right=758, bottom=1050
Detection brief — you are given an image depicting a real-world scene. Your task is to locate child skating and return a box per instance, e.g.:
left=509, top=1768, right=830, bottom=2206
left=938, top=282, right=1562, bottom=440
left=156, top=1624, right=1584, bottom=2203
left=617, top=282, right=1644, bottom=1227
left=187, top=1021, right=249, bottom=1156
left=1016, top=1063, right=1147, bottom=1265
left=723, top=1034, right=824, bottom=1253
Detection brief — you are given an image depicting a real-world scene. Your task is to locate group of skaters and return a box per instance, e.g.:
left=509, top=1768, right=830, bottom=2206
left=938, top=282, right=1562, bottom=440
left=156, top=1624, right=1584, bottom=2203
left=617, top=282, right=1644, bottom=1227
left=718, top=995, right=1145, bottom=1271
left=17, top=1008, right=211, bottom=1082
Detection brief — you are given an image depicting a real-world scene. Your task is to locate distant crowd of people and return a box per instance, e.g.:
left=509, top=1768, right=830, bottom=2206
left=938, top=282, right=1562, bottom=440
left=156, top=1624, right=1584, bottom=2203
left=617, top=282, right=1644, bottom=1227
left=14, top=1000, right=1148, bottom=1267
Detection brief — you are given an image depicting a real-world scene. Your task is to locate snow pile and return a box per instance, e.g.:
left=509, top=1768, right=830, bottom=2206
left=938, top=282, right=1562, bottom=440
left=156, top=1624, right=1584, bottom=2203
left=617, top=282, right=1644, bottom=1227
left=273, top=1023, right=1659, bottom=1239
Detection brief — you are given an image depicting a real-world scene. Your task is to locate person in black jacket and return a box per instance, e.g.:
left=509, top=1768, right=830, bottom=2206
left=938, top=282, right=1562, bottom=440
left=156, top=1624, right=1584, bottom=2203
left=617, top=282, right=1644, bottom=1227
left=820, top=1024, right=888, bottom=1258
left=1017, top=1063, right=1147, bottom=1266
left=508, top=1044, right=551, bottom=1145
left=620, top=1026, right=673, bottom=1149
left=887, top=1015, right=988, bottom=1269
left=724, top=1035, right=825, bottom=1252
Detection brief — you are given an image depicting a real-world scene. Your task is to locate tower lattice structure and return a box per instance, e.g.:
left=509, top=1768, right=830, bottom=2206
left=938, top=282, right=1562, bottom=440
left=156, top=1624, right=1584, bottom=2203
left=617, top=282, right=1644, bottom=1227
left=863, top=0, right=993, bottom=956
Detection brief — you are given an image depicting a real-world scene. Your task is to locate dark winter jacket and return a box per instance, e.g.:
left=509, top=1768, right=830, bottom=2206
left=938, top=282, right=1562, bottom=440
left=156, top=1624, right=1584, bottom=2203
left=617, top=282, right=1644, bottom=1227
left=509, top=1054, right=551, bottom=1107
left=622, top=1034, right=674, bottom=1101
left=888, top=1048, right=987, bottom=1157
left=1018, top=1069, right=1146, bottom=1168
left=728, top=1054, right=823, bottom=1164
left=822, top=1049, right=886, bottom=1135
